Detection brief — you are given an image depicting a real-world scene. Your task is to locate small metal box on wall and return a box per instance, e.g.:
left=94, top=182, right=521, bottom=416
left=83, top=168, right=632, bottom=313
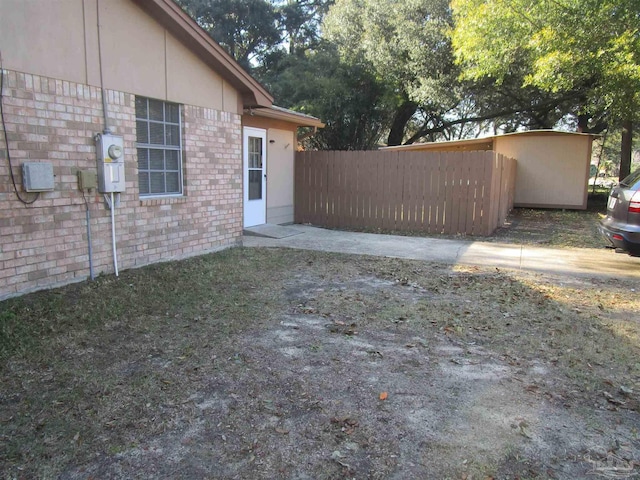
left=95, top=133, right=125, bottom=193
left=22, top=162, right=55, bottom=192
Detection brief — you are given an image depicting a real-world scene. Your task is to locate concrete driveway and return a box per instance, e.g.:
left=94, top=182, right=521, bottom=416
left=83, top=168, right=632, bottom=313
left=243, top=224, right=640, bottom=279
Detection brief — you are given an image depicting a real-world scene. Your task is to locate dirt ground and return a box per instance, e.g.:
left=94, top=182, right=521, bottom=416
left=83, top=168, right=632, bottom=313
left=1, top=215, right=640, bottom=479
left=490, top=208, right=606, bottom=249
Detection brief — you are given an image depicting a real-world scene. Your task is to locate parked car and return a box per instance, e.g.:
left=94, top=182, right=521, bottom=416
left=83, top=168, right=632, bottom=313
left=599, top=169, right=640, bottom=255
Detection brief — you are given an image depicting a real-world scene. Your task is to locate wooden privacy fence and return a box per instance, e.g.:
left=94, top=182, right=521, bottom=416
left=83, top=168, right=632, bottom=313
left=294, top=150, right=516, bottom=236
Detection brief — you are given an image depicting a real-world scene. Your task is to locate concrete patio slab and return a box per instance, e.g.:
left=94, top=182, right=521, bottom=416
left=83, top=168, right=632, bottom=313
left=243, top=224, right=640, bottom=279
left=243, top=224, right=304, bottom=239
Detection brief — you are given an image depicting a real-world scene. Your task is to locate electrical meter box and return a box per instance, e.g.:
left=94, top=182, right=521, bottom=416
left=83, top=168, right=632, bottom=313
left=95, top=133, right=125, bottom=193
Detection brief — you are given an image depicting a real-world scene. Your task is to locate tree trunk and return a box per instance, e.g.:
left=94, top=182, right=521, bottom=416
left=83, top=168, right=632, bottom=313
left=386, top=101, right=417, bottom=146
left=620, top=119, right=633, bottom=181
left=577, top=114, right=589, bottom=132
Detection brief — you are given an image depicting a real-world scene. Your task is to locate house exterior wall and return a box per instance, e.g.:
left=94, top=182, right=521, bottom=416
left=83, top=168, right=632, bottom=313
left=0, top=0, right=248, bottom=299
left=243, top=116, right=297, bottom=225
left=0, top=69, right=242, bottom=300
left=266, top=129, right=296, bottom=224
left=0, top=0, right=239, bottom=113
left=495, top=134, right=592, bottom=209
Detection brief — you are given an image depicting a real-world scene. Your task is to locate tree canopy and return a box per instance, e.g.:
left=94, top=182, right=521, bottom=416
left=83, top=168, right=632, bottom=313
left=176, top=0, right=638, bottom=163
left=323, top=0, right=459, bottom=145
left=451, top=0, right=640, bottom=125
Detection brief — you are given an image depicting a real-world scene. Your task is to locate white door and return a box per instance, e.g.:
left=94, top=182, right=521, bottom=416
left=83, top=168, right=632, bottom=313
left=243, top=127, right=267, bottom=227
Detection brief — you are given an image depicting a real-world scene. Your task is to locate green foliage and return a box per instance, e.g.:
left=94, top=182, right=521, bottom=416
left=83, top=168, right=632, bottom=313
left=277, top=0, right=331, bottom=55
left=452, top=0, right=640, bottom=123
left=174, top=0, right=637, bottom=148
left=320, top=0, right=591, bottom=145
left=324, top=0, right=456, bottom=107
left=592, top=127, right=640, bottom=175
left=259, top=45, right=394, bottom=149
left=322, top=0, right=463, bottom=144
left=177, top=0, right=282, bottom=69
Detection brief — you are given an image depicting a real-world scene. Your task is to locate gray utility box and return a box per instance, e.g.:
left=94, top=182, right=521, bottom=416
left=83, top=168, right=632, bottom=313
left=22, top=162, right=55, bottom=192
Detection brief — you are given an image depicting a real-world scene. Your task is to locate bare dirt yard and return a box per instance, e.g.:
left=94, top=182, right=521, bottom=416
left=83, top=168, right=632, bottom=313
left=2, top=208, right=640, bottom=479
left=490, top=207, right=606, bottom=249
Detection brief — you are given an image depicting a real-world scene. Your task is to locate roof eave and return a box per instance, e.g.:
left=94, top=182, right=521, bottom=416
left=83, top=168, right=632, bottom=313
left=249, top=107, right=325, bottom=128
left=382, top=130, right=598, bottom=151
left=381, top=138, right=494, bottom=151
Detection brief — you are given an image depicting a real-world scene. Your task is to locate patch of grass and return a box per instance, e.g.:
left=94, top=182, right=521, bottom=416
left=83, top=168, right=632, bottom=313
left=0, top=247, right=284, bottom=362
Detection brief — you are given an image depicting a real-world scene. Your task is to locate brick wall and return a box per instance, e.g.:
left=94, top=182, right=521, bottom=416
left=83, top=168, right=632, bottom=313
left=0, top=69, right=243, bottom=300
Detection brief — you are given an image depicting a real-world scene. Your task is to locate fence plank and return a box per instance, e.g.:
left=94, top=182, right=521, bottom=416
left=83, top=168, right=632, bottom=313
left=468, top=152, right=484, bottom=235
left=424, top=153, right=436, bottom=233
left=489, top=152, right=501, bottom=234
left=381, top=153, right=394, bottom=230
left=373, top=153, right=382, bottom=228
left=325, top=151, right=334, bottom=228
left=427, top=153, right=436, bottom=233
left=316, top=151, right=329, bottom=226
left=351, top=151, right=360, bottom=226
left=441, top=153, right=453, bottom=235
left=457, top=153, right=469, bottom=235
left=339, top=150, right=348, bottom=227
left=294, top=151, right=303, bottom=224
left=358, top=151, right=371, bottom=228
left=407, top=152, right=421, bottom=230
left=451, top=154, right=463, bottom=235
left=339, top=152, right=350, bottom=228
left=399, top=153, right=410, bottom=230
left=294, top=149, right=512, bottom=236
left=300, top=151, right=311, bottom=224
left=391, top=151, right=402, bottom=230
left=477, top=152, right=492, bottom=235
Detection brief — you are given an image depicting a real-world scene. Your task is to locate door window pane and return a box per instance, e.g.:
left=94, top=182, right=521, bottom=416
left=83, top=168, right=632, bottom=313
left=249, top=136, right=262, bottom=169
left=249, top=170, right=262, bottom=200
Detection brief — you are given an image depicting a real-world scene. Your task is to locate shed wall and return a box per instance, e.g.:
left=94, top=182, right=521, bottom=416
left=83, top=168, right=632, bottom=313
left=495, top=134, right=592, bottom=209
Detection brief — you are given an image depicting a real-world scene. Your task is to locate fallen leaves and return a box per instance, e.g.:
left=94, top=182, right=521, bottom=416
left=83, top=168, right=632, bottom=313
left=326, top=320, right=358, bottom=336
left=331, top=416, right=359, bottom=435
left=379, top=392, right=388, bottom=401
left=603, top=391, right=626, bottom=406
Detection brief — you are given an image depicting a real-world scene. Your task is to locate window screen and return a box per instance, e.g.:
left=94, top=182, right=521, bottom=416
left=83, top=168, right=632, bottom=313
left=135, top=97, right=183, bottom=196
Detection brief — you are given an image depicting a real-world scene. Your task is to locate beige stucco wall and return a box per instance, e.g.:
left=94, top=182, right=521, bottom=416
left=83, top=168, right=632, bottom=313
left=266, top=129, right=296, bottom=224
left=0, top=1, right=87, bottom=85
left=243, top=116, right=299, bottom=225
left=0, top=0, right=239, bottom=113
left=495, top=134, right=592, bottom=209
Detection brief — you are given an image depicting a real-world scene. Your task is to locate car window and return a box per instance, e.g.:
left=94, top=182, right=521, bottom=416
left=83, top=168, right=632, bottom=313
left=620, top=169, right=640, bottom=189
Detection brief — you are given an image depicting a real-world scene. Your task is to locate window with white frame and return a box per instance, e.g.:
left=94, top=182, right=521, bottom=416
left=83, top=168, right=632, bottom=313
left=135, top=97, right=183, bottom=196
